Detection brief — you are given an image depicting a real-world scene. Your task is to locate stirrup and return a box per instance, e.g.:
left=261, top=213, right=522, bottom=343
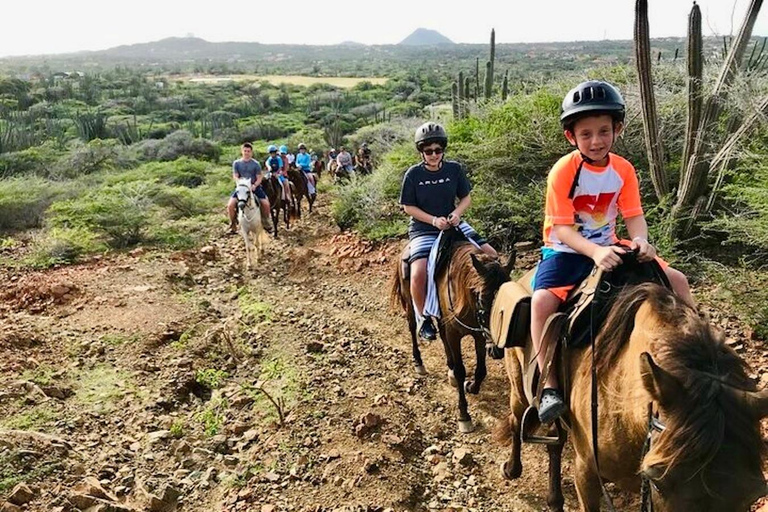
left=520, top=405, right=566, bottom=445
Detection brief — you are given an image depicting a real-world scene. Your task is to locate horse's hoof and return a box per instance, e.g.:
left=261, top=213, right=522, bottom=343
left=501, top=460, right=522, bottom=480
left=464, top=380, right=479, bottom=395
left=447, top=370, right=458, bottom=388
left=414, top=365, right=427, bottom=376
left=458, top=420, right=474, bottom=434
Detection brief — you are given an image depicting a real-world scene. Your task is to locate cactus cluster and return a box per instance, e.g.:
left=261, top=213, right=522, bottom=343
left=634, top=0, right=765, bottom=237
left=452, top=28, right=508, bottom=119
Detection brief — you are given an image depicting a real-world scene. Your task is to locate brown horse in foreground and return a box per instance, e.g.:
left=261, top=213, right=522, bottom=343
left=497, top=283, right=767, bottom=511
left=391, top=242, right=511, bottom=432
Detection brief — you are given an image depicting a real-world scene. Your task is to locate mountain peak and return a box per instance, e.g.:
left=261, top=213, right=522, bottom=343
left=399, top=28, right=454, bottom=46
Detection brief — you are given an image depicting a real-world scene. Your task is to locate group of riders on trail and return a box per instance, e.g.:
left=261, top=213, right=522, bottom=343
left=400, top=80, right=693, bottom=424
left=228, top=141, right=375, bottom=235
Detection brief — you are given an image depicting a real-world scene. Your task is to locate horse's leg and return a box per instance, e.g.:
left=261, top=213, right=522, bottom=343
left=464, top=333, right=487, bottom=395
left=406, top=293, right=425, bottom=375
left=574, top=456, right=602, bottom=512
left=500, top=348, right=526, bottom=480
left=439, top=324, right=456, bottom=387
left=546, top=438, right=566, bottom=512
left=445, top=329, right=472, bottom=433
left=271, top=207, right=279, bottom=238
left=241, top=224, right=251, bottom=268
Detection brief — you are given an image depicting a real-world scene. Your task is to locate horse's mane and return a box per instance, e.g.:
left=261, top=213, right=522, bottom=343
left=593, top=283, right=764, bottom=478
left=443, top=243, right=507, bottom=323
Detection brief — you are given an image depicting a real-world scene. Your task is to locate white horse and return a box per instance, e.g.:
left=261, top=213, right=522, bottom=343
left=234, top=178, right=267, bottom=268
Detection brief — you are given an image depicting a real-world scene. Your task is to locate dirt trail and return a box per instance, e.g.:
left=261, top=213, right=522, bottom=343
left=1, top=200, right=766, bottom=512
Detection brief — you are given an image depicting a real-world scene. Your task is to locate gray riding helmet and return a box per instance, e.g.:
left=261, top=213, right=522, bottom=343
left=414, top=122, right=448, bottom=150
left=560, top=81, right=625, bottom=129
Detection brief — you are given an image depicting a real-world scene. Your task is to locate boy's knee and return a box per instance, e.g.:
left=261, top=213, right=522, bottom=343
left=531, top=290, right=561, bottom=315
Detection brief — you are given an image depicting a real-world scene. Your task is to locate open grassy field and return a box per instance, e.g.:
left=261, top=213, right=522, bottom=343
left=172, top=74, right=388, bottom=87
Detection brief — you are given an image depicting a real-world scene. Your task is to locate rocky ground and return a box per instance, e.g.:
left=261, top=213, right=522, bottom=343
left=0, top=200, right=766, bottom=512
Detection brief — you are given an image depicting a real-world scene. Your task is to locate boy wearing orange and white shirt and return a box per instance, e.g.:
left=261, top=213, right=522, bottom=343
left=532, top=81, right=694, bottom=424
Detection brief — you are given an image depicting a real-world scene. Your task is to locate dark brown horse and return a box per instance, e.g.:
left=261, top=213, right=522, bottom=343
left=391, top=242, right=511, bottom=433
left=287, top=169, right=316, bottom=218
left=262, top=174, right=289, bottom=237
left=497, top=283, right=768, bottom=511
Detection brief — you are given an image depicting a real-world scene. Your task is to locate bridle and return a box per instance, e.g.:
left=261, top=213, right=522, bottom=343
left=640, top=402, right=667, bottom=512
left=445, top=252, right=495, bottom=348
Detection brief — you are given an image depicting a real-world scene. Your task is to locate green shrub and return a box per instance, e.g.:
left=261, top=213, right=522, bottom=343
left=0, top=144, right=59, bottom=178
left=50, top=139, right=118, bottom=179
left=136, top=130, right=220, bottom=162
left=47, top=183, right=155, bottom=247
left=26, top=227, right=106, bottom=267
left=0, top=177, right=68, bottom=231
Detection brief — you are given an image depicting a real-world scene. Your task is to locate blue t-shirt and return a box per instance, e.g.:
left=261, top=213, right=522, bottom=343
left=265, top=156, right=283, bottom=173
left=296, top=152, right=312, bottom=171
left=233, top=158, right=262, bottom=183
left=398, top=160, right=472, bottom=235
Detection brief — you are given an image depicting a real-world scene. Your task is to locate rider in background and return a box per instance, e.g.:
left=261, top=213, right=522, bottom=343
left=295, top=143, right=317, bottom=196
left=327, top=147, right=338, bottom=172
left=228, top=142, right=273, bottom=234
left=311, top=151, right=324, bottom=177
left=355, top=142, right=373, bottom=174
left=399, top=122, right=497, bottom=341
left=280, top=145, right=295, bottom=170
left=336, top=146, right=354, bottom=176
left=265, top=144, right=291, bottom=202
left=530, top=80, right=694, bottom=424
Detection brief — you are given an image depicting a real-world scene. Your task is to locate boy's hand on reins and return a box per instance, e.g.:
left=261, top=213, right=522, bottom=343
left=592, top=246, right=626, bottom=271
left=631, top=237, right=656, bottom=262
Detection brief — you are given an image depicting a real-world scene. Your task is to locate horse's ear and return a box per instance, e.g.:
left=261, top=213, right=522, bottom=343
left=724, top=386, right=768, bottom=419
left=504, top=250, right=517, bottom=276
left=470, top=253, right=486, bottom=276
left=639, top=352, right=684, bottom=407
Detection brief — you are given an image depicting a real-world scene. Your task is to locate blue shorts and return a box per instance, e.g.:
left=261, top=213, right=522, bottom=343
left=532, top=250, right=595, bottom=301
left=300, top=168, right=312, bottom=174
left=232, top=185, right=267, bottom=200
left=407, top=222, right=486, bottom=264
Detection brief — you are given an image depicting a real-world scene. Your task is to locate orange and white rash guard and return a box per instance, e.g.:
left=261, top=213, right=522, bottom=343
left=543, top=150, right=643, bottom=254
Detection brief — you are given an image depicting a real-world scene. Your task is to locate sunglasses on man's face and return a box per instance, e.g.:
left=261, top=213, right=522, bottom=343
left=422, top=147, right=444, bottom=156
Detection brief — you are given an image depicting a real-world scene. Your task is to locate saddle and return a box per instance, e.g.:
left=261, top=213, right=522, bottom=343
left=399, top=227, right=470, bottom=282
left=489, top=251, right=670, bottom=443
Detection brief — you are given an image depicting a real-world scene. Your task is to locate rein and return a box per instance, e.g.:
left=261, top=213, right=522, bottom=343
left=640, top=402, right=666, bottom=512
left=445, top=248, right=494, bottom=344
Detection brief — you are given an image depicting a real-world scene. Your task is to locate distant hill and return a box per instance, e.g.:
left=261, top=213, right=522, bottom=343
left=339, top=41, right=366, bottom=47
left=399, top=28, right=454, bottom=46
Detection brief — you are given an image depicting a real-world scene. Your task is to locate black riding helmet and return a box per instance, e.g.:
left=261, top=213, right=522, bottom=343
left=414, top=122, right=448, bottom=151
left=560, top=80, right=625, bottom=132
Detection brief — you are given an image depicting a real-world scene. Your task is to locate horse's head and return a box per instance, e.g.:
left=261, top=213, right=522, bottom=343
left=637, top=326, right=768, bottom=511
left=235, top=178, right=252, bottom=209
left=469, top=251, right=513, bottom=326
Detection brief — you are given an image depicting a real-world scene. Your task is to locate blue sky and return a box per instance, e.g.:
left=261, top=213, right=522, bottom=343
left=1, top=0, right=766, bottom=57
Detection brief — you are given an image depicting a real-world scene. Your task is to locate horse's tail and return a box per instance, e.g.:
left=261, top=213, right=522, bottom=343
left=492, top=413, right=515, bottom=446
left=389, top=262, right=408, bottom=313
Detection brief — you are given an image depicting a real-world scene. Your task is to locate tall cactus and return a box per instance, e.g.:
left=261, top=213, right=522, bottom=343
left=451, top=82, right=459, bottom=119
left=681, top=1, right=702, bottom=176
left=675, top=0, right=763, bottom=229
left=464, top=76, right=472, bottom=107
left=501, top=70, right=509, bottom=100
left=458, top=71, right=465, bottom=118
left=484, top=61, right=492, bottom=100
left=634, top=0, right=669, bottom=197
left=475, top=58, right=481, bottom=102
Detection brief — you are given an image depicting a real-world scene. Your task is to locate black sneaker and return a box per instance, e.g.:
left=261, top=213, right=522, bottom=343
left=538, top=388, right=566, bottom=424
left=418, top=316, right=438, bottom=341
